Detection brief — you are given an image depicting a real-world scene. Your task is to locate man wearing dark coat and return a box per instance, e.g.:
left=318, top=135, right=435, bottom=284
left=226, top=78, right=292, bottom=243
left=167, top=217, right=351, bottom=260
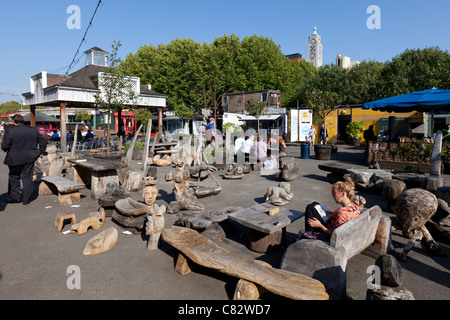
left=1, top=114, right=47, bottom=205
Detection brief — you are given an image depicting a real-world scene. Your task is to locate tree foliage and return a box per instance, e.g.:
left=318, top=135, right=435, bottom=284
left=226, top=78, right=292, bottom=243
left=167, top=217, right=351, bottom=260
left=119, top=38, right=449, bottom=122
left=119, top=34, right=314, bottom=114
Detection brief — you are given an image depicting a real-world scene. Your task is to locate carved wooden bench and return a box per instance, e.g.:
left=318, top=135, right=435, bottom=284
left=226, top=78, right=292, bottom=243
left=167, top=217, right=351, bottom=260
left=70, top=211, right=106, bottom=235
left=39, top=176, right=85, bottom=207
left=281, top=205, right=390, bottom=300
left=162, top=226, right=329, bottom=300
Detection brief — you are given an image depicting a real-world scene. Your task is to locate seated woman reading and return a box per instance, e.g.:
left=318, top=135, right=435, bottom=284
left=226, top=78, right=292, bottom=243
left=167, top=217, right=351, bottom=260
left=297, top=179, right=361, bottom=241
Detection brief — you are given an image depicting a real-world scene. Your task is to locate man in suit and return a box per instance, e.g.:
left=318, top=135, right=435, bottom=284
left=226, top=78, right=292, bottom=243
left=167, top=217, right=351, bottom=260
left=1, top=114, right=47, bottom=205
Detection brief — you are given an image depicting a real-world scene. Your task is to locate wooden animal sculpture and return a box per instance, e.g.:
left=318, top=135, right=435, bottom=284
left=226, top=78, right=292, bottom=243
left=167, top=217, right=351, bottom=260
left=264, top=182, right=294, bottom=206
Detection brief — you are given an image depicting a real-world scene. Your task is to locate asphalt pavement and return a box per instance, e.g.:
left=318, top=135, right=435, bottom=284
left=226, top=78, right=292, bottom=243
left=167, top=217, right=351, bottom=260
left=0, top=143, right=448, bottom=305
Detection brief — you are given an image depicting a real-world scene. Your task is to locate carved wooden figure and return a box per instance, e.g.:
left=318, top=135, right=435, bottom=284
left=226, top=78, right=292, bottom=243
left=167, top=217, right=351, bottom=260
left=395, top=188, right=444, bottom=260
left=142, top=177, right=158, bottom=206
left=145, top=204, right=166, bottom=250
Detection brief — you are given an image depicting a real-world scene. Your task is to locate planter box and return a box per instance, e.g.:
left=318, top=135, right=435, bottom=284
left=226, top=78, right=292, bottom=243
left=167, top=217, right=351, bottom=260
left=377, top=160, right=440, bottom=174
left=314, top=144, right=333, bottom=160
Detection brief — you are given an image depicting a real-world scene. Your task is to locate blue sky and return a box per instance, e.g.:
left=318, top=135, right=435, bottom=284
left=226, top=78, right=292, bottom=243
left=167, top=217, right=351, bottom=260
left=1, top=0, right=449, bottom=104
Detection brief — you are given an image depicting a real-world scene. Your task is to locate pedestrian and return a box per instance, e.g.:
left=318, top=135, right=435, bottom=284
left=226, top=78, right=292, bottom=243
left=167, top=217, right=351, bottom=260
left=278, top=135, right=287, bottom=158
left=319, top=123, right=327, bottom=144
left=363, top=125, right=377, bottom=158
left=234, top=133, right=245, bottom=163
left=242, top=134, right=255, bottom=163
left=308, top=125, right=316, bottom=147
left=1, top=114, right=47, bottom=205
left=252, top=133, right=267, bottom=161
left=205, top=118, right=216, bottom=145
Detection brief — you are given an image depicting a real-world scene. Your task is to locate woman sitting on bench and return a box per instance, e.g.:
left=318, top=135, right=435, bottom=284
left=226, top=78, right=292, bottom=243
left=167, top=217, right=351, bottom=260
left=297, top=179, right=361, bottom=241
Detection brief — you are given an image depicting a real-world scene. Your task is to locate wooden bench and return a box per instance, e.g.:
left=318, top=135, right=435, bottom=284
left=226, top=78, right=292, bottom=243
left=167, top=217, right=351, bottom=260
left=281, top=205, right=390, bottom=300
left=39, top=176, right=85, bottom=207
left=162, top=226, right=329, bottom=300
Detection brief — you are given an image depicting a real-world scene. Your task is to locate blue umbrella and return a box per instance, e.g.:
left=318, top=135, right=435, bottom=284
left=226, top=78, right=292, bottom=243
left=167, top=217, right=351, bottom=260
left=362, top=88, right=450, bottom=112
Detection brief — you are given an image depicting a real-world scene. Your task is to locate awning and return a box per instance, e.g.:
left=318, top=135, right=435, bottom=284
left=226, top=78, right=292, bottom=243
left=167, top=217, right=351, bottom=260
left=238, top=115, right=281, bottom=121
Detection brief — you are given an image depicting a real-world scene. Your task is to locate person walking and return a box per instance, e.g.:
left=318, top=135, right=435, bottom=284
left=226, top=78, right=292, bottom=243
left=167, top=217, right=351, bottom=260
left=1, top=114, right=47, bottom=205
left=205, top=118, right=216, bottom=145
left=319, top=123, right=327, bottom=144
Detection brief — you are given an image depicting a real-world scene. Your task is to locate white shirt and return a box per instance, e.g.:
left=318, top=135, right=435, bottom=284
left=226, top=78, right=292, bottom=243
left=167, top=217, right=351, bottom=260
left=243, top=138, right=253, bottom=153
left=234, top=137, right=245, bottom=154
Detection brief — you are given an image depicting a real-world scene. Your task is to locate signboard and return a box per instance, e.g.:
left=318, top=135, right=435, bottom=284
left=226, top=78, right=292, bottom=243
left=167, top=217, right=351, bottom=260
left=290, top=109, right=299, bottom=142
left=299, top=109, right=313, bottom=142
left=290, top=109, right=313, bottom=142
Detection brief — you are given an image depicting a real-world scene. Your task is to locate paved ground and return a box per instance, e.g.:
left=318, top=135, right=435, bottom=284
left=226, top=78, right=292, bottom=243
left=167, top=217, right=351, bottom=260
left=0, top=143, right=448, bottom=305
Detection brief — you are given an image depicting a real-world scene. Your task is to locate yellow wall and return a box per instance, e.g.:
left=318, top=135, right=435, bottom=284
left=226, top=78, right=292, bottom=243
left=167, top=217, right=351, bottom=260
left=312, top=108, right=423, bottom=144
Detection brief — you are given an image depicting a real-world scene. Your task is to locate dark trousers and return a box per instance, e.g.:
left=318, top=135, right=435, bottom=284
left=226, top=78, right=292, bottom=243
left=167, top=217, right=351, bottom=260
left=305, top=202, right=327, bottom=233
left=8, top=162, right=35, bottom=202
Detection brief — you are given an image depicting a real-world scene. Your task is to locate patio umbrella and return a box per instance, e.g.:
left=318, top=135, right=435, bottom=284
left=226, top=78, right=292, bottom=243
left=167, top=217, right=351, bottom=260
left=363, top=88, right=450, bottom=133
left=362, top=88, right=450, bottom=112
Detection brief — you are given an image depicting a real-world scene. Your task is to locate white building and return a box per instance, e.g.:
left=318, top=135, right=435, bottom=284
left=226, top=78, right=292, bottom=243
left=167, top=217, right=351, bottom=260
left=307, top=27, right=323, bottom=68
left=21, top=47, right=168, bottom=151
left=336, top=54, right=360, bottom=69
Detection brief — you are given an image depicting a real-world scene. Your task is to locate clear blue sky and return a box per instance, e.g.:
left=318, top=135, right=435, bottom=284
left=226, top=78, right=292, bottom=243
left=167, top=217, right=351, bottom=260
left=1, top=0, right=449, bottom=104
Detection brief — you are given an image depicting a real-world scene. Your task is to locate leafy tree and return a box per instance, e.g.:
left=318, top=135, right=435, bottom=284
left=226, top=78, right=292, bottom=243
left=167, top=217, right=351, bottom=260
left=304, top=89, right=342, bottom=144
left=94, top=40, right=138, bottom=154
left=0, top=101, right=21, bottom=115
left=246, top=100, right=268, bottom=135
left=381, top=47, right=450, bottom=97
left=74, top=110, right=93, bottom=123
left=133, top=108, right=153, bottom=132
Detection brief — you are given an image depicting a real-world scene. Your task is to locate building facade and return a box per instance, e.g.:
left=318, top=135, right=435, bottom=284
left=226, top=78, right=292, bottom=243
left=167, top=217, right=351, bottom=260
left=336, top=54, right=360, bottom=69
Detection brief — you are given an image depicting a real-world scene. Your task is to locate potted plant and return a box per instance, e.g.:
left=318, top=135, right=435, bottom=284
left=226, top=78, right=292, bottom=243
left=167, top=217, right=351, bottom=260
left=346, top=121, right=365, bottom=146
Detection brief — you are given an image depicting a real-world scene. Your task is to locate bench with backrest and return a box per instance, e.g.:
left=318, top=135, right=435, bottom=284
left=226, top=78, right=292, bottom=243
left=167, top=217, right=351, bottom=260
left=280, top=205, right=390, bottom=300
left=162, top=226, right=329, bottom=300
left=39, top=176, right=85, bottom=207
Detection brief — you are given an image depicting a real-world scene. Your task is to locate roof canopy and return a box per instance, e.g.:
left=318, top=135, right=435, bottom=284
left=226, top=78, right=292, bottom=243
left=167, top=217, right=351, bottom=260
left=362, top=88, right=450, bottom=113
left=22, top=65, right=167, bottom=109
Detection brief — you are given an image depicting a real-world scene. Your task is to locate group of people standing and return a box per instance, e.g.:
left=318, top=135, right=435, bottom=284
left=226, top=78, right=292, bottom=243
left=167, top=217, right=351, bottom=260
left=307, top=123, right=328, bottom=147
left=233, top=132, right=287, bottom=164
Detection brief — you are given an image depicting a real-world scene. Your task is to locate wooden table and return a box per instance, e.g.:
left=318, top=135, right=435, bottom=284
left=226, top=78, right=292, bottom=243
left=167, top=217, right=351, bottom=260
left=228, top=203, right=301, bottom=253
left=67, top=158, right=128, bottom=200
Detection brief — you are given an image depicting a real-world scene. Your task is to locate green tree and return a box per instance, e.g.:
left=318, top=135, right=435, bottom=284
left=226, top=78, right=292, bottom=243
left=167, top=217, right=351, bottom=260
left=246, top=100, right=268, bottom=135
left=133, top=108, right=153, bottom=132
left=94, top=40, right=138, bottom=154
left=381, top=47, right=450, bottom=97
left=0, top=101, right=21, bottom=115
left=304, top=89, right=342, bottom=144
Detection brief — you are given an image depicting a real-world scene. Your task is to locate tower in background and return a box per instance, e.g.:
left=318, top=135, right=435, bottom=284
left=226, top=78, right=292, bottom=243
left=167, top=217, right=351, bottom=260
left=307, top=26, right=323, bottom=68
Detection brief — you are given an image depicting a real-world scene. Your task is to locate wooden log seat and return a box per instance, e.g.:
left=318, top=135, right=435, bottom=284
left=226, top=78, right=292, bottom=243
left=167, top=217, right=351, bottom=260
left=162, top=226, right=329, bottom=300
left=39, top=176, right=85, bottom=207
left=281, top=205, right=390, bottom=300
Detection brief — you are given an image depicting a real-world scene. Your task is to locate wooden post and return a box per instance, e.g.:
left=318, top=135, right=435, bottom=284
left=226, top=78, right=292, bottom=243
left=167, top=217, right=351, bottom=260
left=142, top=118, right=152, bottom=175
left=60, top=102, right=67, bottom=152
left=158, top=107, right=163, bottom=143
left=30, top=106, right=36, bottom=128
